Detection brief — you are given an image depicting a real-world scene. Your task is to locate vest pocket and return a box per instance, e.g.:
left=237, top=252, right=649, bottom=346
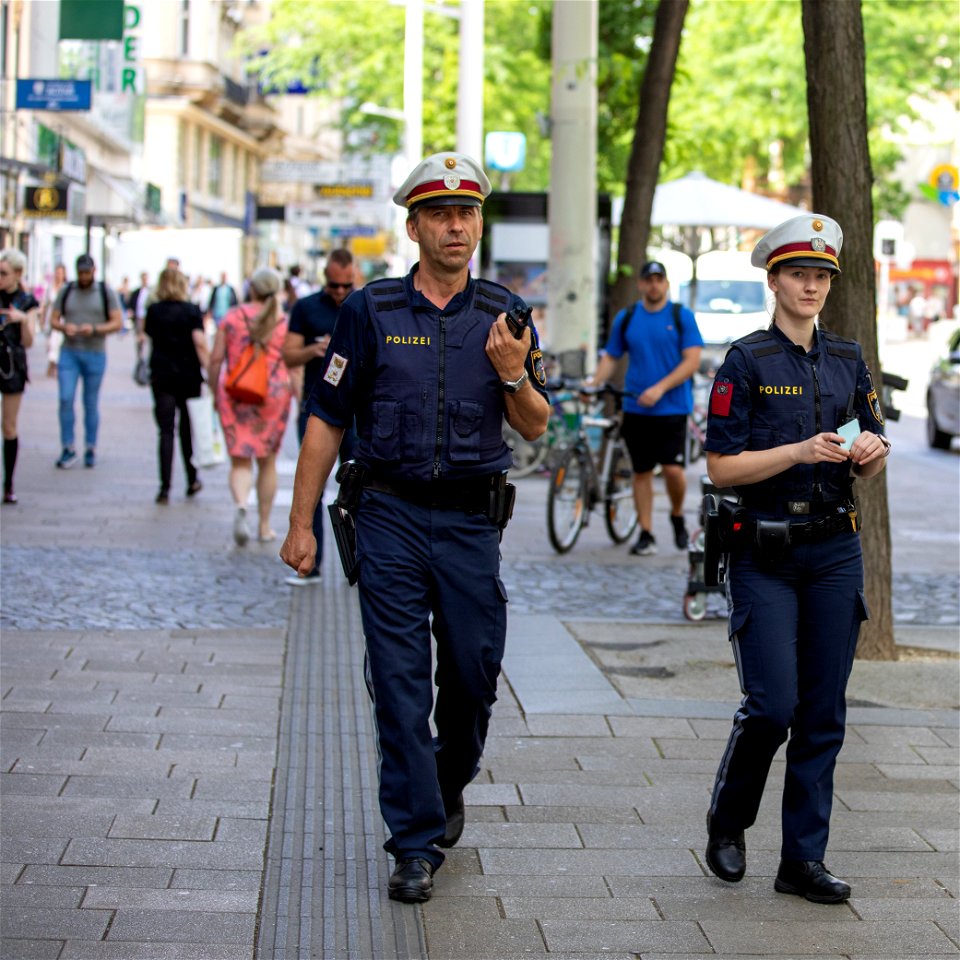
left=448, top=399, right=484, bottom=461
left=371, top=400, right=402, bottom=460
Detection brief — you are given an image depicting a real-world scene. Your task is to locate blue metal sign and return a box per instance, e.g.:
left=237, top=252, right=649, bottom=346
left=16, top=79, right=92, bottom=112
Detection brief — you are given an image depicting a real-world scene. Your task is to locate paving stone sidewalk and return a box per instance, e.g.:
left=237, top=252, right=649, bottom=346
left=1, top=336, right=957, bottom=959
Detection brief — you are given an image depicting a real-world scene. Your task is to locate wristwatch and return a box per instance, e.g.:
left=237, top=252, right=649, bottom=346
left=878, top=434, right=892, bottom=457
left=501, top=370, right=529, bottom=394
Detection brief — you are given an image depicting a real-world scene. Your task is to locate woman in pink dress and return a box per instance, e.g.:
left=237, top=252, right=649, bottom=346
left=208, top=268, right=293, bottom=545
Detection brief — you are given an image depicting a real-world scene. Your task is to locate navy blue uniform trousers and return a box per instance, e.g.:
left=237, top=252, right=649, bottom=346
left=709, top=529, right=868, bottom=860
left=355, top=489, right=508, bottom=869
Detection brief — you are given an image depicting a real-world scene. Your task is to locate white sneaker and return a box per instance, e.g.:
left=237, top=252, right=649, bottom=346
left=233, top=507, right=250, bottom=546
left=285, top=572, right=321, bottom=586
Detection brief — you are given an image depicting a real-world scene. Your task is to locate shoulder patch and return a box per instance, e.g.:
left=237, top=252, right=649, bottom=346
left=323, top=352, right=349, bottom=387
left=710, top=379, right=734, bottom=416
left=739, top=330, right=775, bottom=344
left=530, top=347, right=547, bottom=386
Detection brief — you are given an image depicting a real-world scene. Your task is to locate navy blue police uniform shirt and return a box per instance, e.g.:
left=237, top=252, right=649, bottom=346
left=705, top=323, right=886, bottom=504
left=288, top=289, right=341, bottom=399
left=305, top=268, right=548, bottom=482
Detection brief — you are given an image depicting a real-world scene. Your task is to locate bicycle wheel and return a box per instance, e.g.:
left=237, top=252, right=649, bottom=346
left=547, top=446, right=586, bottom=553
left=604, top=442, right=639, bottom=543
left=503, top=424, right=547, bottom=478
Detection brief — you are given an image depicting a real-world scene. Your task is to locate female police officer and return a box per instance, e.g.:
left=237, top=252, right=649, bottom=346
left=280, top=153, right=549, bottom=904
left=702, top=214, right=890, bottom=904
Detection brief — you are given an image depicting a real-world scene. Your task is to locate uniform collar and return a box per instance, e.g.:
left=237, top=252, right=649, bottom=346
left=769, top=321, right=822, bottom=357
left=405, top=264, right=473, bottom=313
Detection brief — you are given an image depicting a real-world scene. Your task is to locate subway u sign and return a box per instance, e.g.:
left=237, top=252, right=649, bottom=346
left=24, top=185, right=68, bottom=218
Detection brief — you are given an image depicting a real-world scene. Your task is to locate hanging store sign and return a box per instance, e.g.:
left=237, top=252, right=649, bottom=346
left=24, top=185, right=69, bottom=218
left=16, top=79, right=93, bottom=111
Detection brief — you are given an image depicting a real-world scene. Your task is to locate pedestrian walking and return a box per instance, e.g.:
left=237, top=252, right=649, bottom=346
left=144, top=268, right=209, bottom=504
left=584, top=260, right=703, bottom=555
left=48, top=253, right=124, bottom=469
left=279, top=152, right=549, bottom=904
left=206, top=271, right=238, bottom=328
left=39, top=263, right=67, bottom=378
left=702, top=214, right=891, bottom=904
left=0, top=249, right=39, bottom=503
left=280, top=248, right=356, bottom=586
left=208, top=267, right=293, bottom=546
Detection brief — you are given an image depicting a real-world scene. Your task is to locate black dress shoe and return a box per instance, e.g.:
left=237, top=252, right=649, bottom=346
left=775, top=859, right=851, bottom=904
left=705, top=813, right=746, bottom=882
left=437, top=793, right=465, bottom=848
left=388, top=858, right=434, bottom=903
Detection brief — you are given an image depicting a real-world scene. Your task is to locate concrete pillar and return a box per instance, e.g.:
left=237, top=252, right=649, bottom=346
left=456, top=0, right=484, bottom=162
left=548, top=0, right=598, bottom=369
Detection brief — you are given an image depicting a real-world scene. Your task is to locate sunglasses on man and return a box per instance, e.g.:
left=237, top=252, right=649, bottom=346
left=327, top=282, right=354, bottom=290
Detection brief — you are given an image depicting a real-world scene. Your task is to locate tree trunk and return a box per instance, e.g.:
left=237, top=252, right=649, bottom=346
left=802, top=0, right=896, bottom=660
left=610, top=0, right=689, bottom=327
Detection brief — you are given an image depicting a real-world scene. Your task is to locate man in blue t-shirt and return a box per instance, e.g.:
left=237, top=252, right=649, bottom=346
left=584, top=260, right=703, bottom=555
left=280, top=249, right=356, bottom=585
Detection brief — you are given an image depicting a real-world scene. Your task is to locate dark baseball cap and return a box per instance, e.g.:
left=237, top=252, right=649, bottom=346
left=75, top=253, right=95, bottom=271
left=640, top=260, right=667, bottom=279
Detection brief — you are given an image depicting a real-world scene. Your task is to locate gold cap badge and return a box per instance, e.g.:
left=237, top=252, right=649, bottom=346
left=444, top=157, right=457, bottom=169
left=812, top=219, right=824, bottom=232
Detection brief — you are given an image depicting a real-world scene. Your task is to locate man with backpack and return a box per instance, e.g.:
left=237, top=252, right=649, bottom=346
left=48, top=253, right=124, bottom=468
left=584, top=259, right=703, bottom=555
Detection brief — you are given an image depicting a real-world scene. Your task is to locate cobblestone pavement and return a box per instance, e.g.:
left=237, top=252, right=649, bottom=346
left=2, top=545, right=955, bottom=631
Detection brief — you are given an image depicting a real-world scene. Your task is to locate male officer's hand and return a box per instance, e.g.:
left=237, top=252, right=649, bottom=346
left=485, top=314, right=530, bottom=381
left=280, top=525, right=318, bottom=578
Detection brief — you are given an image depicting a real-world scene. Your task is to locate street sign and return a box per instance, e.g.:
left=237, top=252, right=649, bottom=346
left=16, top=79, right=92, bottom=112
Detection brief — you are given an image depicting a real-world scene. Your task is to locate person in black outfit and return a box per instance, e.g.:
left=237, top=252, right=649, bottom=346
left=0, top=249, right=38, bottom=503
left=702, top=214, right=891, bottom=904
left=144, top=268, right=209, bottom=504
left=280, top=248, right=356, bottom=585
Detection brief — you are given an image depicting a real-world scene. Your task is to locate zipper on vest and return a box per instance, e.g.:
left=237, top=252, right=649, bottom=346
left=811, top=362, right=823, bottom=499
left=433, top=315, right=446, bottom=479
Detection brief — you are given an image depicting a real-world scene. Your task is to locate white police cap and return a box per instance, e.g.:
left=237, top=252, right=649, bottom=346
left=751, top=214, right=843, bottom=273
left=393, top=152, right=491, bottom=210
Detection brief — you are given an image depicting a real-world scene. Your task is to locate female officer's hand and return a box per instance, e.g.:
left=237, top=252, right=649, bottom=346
left=796, top=432, right=852, bottom=464
left=848, top=431, right=888, bottom=466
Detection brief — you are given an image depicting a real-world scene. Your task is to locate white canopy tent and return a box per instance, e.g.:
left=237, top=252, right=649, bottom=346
left=651, top=171, right=809, bottom=230
left=650, top=171, right=810, bottom=307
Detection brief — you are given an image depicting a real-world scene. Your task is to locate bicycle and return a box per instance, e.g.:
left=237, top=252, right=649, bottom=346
left=504, top=381, right=581, bottom=478
left=546, top=384, right=639, bottom=553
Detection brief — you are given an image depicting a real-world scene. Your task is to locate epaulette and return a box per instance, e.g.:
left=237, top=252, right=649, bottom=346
left=821, top=329, right=860, bottom=361
left=735, top=329, right=782, bottom=359
left=366, top=278, right=408, bottom=314
left=474, top=278, right=512, bottom=318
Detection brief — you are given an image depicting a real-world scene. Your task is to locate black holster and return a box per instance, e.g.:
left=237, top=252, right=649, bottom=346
left=702, top=495, right=725, bottom=587
left=327, top=460, right=367, bottom=586
left=489, top=472, right=516, bottom=532
left=754, top=519, right=791, bottom=566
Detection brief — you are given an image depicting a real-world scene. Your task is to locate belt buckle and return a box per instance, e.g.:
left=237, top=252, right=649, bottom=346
left=787, top=501, right=810, bottom=516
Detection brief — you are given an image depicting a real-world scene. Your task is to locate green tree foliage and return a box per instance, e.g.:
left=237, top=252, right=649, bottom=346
left=243, top=0, right=956, bottom=217
left=666, top=0, right=957, bottom=217
left=240, top=0, right=554, bottom=191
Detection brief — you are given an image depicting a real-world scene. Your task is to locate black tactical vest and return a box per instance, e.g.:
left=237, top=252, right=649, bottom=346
left=358, top=277, right=515, bottom=481
left=731, top=328, right=860, bottom=505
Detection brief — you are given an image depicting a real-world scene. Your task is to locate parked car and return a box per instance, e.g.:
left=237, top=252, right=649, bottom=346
left=926, top=327, right=960, bottom=449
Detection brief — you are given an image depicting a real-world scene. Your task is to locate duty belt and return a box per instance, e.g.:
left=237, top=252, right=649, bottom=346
left=743, top=510, right=858, bottom=543
left=366, top=473, right=505, bottom=514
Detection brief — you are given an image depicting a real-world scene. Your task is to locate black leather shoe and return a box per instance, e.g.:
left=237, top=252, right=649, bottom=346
left=388, top=858, right=434, bottom=903
left=705, top=813, right=746, bottom=882
left=437, top=793, right=465, bottom=848
left=774, top=859, right=850, bottom=904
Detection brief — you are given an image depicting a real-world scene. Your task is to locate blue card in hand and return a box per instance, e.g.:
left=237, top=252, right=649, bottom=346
left=837, top=419, right=861, bottom=450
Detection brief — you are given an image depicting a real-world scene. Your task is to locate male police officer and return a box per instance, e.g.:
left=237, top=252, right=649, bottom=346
left=280, top=152, right=549, bottom=903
